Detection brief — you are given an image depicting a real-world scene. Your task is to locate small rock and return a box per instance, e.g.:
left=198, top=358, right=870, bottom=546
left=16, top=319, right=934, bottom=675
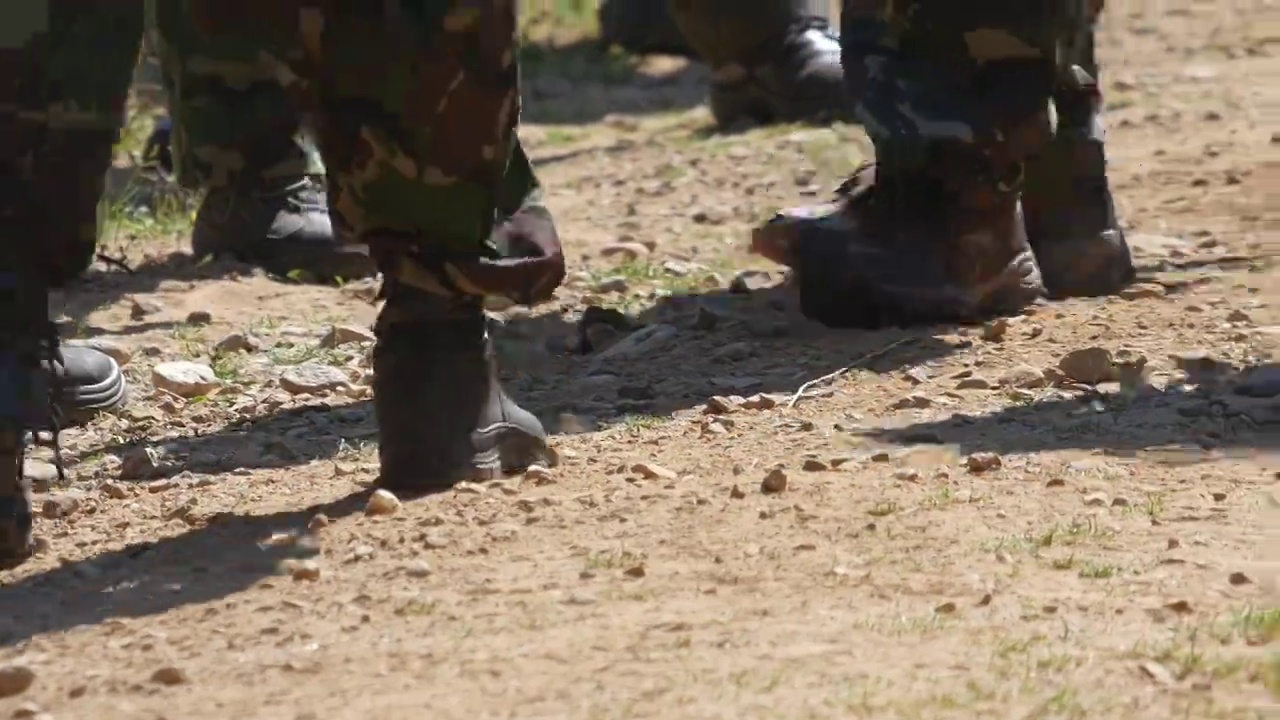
left=1084, top=492, right=1109, bottom=507
left=308, top=513, right=330, bottom=531
left=1000, top=365, right=1046, bottom=389
left=285, top=559, right=321, bottom=582
left=1119, top=284, right=1166, bottom=300
left=279, top=363, right=350, bottom=395
left=100, top=482, right=129, bottom=500
left=728, top=270, right=772, bottom=293
left=934, top=601, right=958, bottom=614
left=0, top=665, right=35, bottom=698
left=404, top=561, right=433, bottom=578
left=185, top=310, right=213, bottom=325
left=150, top=666, right=189, bottom=686
left=631, top=462, right=676, bottom=480
left=319, top=324, right=375, bottom=349
left=729, top=484, right=746, bottom=499
left=453, top=481, right=486, bottom=495
left=152, top=361, right=220, bottom=398
left=956, top=376, right=993, bottom=390
left=1111, top=496, right=1131, bottom=508
left=964, top=453, right=1002, bottom=473
left=118, top=446, right=167, bottom=481
left=890, top=394, right=933, bottom=410
left=623, top=564, right=647, bottom=578
left=712, top=342, right=753, bottom=362
left=75, top=338, right=132, bottom=366
left=1170, top=350, right=1230, bottom=380
left=801, top=459, right=828, bottom=472
left=22, top=460, right=58, bottom=492
left=40, top=493, right=82, bottom=519
left=129, top=296, right=164, bottom=319
left=740, top=394, right=778, bottom=410
left=1058, top=347, right=1117, bottom=384
left=703, top=396, right=740, bottom=415
left=1139, top=661, right=1176, bottom=686
left=599, top=242, right=651, bottom=262
left=593, top=324, right=678, bottom=361
left=1167, top=538, right=1181, bottom=550
left=981, top=319, right=1008, bottom=342
left=594, top=277, right=629, bottom=294
left=365, top=489, right=402, bottom=516
left=524, top=465, right=556, bottom=484
left=214, top=332, right=261, bottom=354
left=760, top=468, right=788, bottom=494
left=1228, top=572, right=1253, bottom=586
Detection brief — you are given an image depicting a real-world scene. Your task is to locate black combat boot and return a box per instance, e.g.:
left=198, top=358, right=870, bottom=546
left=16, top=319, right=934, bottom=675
left=599, top=0, right=695, bottom=57
left=1022, top=66, right=1134, bottom=298
left=372, top=284, right=551, bottom=493
left=191, top=173, right=376, bottom=283
left=144, top=117, right=376, bottom=283
left=752, top=159, right=1046, bottom=329
left=667, top=0, right=851, bottom=129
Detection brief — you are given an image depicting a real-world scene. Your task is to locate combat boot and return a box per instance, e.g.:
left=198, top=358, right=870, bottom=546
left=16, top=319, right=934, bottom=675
left=1022, top=68, right=1134, bottom=298
left=372, top=285, right=551, bottom=493
left=599, top=0, right=695, bottom=57
left=47, top=345, right=128, bottom=424
left=751, top=161, right=1045, bottom=329
left=706, top=16, right=849, bottom=129
left=667, top=0, right=850, bottom=129
left=144, top=117, right=376, bottom=284
left=191, top=173, right=376, bottom=283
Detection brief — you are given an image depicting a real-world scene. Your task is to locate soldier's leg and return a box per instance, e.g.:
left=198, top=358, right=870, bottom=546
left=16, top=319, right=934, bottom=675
left=1, top=1, right=139, bottom=569
left=1021, top=0, right=1133, bottom=297
left=148, top=1, right=376, bottom=282
left=600, top=0, right=848, bottom=128
left=753, top=1, right=1064, bottom=328
left=184, top=0, right=562, bottom=491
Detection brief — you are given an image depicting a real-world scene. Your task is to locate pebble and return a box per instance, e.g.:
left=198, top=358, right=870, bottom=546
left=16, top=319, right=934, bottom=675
left=964, top=453, right=1003, bottom=473
left=40, top=493, right=82, bottom=519
left=593, top=324, right=678, bottom=361
left=0, top=665, right=35, bottom=698
left=285, top=559, right=322, bottom=582
left=524, top=465, right=556, bottom=484
left=365, top=489, right=402, bottom=516
left=319, top=324, right=375, bottom=348
left=150, top=666, right=189, bottom=685
left=599, top=242, right=651, bottom=262
left=404, top=561, right=433, bottom=578
left=1119, top=283, right=1166, bottom=300
left=279, top=363, right=350, bottom=395
left=631, top=462, right=677, bottom=480
left=729, top=270, right=772, bottom=293
left=129, top=296, right=164, bottom=319
left=152, top=361, right=220, bottom=398
left=214, top=332, right=262, bottom=354
left=760, top=468, right=788, bottom=494
left=1058, top=347, right=1117, bottom=384
left=22, top=460, right=59, bottom=492
left=956, top=376, right=993, bottom=390
left=1000, top=365, right=1047, bottom=389
left=802, top=459, right=828, bottom=472
left=185, top=310, right=213, bottom=325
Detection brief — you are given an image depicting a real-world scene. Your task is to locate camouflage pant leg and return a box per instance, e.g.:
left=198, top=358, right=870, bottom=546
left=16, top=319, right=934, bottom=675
left=0, top=1, right=143, bottom=285
left=183, top=1, right=519, bottom=256
left=149, top=0, right=322, bottom=191
left=840, top=0, right=1102, bottom=174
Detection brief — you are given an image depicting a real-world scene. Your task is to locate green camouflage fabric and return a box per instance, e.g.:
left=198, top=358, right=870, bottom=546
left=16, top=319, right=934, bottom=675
left=1, top=1, right=143, bottom=285
left=146, top=0, right=323, bottom=190
left=165, top=0, right=561, bottom=304
left=1, top=1, right=145, bottom=568
left=840, top=0, right=1106, bottom=174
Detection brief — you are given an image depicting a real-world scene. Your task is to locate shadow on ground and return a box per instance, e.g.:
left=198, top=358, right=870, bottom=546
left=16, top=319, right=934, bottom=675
left=0, top=490, right=373, bottom=648
left=861, top=365, right=1280, bottom=458
left=520, top=38, right=709, bottom=125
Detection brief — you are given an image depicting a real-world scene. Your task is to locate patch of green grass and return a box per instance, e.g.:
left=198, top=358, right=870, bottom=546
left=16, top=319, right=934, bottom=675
left=611, top=414, right=668, bottom=431
left=585, top=547, right=645, bottom=571
left=1077, top=561, right=1119, bottom=579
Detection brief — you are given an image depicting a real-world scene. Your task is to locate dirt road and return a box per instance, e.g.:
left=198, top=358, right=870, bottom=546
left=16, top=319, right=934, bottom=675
left=3, top=1, right=1277, bottom=718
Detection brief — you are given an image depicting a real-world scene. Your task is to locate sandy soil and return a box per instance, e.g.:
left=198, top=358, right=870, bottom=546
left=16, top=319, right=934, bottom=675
left=2, top=1, right=1278, bottom=718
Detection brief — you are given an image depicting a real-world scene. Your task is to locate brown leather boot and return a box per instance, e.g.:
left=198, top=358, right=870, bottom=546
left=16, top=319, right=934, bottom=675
left=752, top=161, right=1045, bottom=329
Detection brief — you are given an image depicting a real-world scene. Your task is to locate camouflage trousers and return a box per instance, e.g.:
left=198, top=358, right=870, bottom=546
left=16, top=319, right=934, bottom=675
left=0, top=1, right=144, bottom=285
left=841, top=0, right=1107, bottom=178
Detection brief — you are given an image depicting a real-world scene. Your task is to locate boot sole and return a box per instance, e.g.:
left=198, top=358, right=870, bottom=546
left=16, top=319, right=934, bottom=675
left=473, top=424, right=553, bottom=478
left=55, top=354, right=129, bottom=426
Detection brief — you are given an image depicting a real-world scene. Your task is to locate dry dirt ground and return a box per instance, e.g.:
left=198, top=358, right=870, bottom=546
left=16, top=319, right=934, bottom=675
left=3, top=2, right=1279, bottom=718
